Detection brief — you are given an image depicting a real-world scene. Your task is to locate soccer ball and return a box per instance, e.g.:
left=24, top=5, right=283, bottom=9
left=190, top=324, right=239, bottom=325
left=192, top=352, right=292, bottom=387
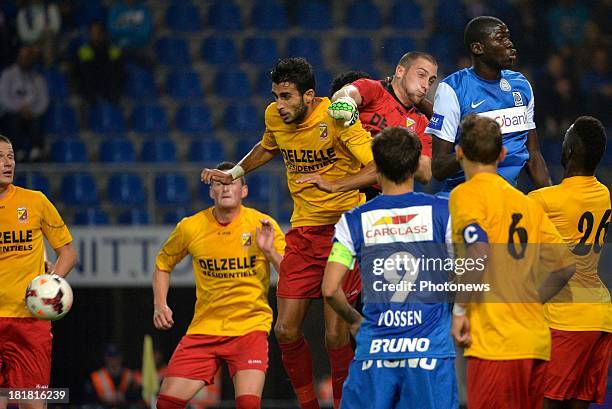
left=25, top=274, right=74, bottom=321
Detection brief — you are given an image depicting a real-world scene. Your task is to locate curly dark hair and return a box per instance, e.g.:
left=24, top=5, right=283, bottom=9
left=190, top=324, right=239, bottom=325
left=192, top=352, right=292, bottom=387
left=270, top=57, right=316, bottom=95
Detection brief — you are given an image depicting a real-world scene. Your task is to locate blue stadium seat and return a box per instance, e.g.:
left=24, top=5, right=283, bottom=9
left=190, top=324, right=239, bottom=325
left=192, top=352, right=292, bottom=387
left=155, top=173, right=190, bottom=205
left=235, top=138, right=259, bottom=160
left=382, top=36, right=417, bottom=65
left=208, top=1, right=243, bottom=31
left=286, top=37, right=323, bottom=66
left=165, top=3, right=202, bottom=32
left=426, top=33, right=460, bottom=71
left=390, top=0, right=425, bottom=30
left=44, top=104, right=79, bottom=134
left=188, top=138, right=224, bottom=162
left=165, top=70, right=204, bottom=100
left=163, top=207, right=193, bottom=224
left=74, top=207, right=109, bottom=225
left=74, top=0, right=107, bottom=27
left=131, top=104, right=169, bottom=134
left=316, top=69, right=333, bottom=97
left=175, top=105, right=214, bottom=135
left=346, top=1, right=381, bottom=30
left=540, top=141, right=564, bottom=165
left=125, top=66, right=158, bottom=101
left=338, top=36, right=373, bottom=67
left=245, top=172, right=271, bottom=202
left=88, top=102, right=125, bottom=134
left=201, top=36, right=238, bottom=65
left=13, top=173, right=50, bottom=196
left=255, top=69, right=273, bottom=97
left=243, top=36, right=279, bottom=65
left=60, top=173, right=98, bottom=206
left=141, top=137, right=177, bottom=163
left=50, top=139, right=88, bottom=163
left=295, top=3, right=331, bottom=30
left=224, top=104, right=261, bottom=133
left=118, top=208, right=150, bottom=225
left=42, top=69, right=69, bottom=99
left=155, top=37, right=191, bottom=66
left=98, top=138, right=136, bottom=163
left=251, top=0, right=288, bottom=30
left=107, top=174, right=146, bottom=206
left=214, top=68, right=251, bottom=98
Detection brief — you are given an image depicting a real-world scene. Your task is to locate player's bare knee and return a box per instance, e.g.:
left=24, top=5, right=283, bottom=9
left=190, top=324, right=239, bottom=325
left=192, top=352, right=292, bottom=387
left=274, top=321, right=301, bottom=344
left=325, top=327, right=349, bottom=349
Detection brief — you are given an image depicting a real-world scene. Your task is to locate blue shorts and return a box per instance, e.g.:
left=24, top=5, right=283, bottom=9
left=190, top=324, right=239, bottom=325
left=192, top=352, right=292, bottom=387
left=341, top=357, right=458, bottom=409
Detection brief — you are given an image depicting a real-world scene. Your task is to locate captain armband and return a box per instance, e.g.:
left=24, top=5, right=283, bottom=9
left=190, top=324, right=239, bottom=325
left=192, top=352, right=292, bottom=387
left=328, top=241, right=356, bottom=269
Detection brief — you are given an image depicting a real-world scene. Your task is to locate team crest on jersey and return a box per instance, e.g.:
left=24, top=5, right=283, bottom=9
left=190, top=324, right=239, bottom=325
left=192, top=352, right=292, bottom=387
left=319, top=122, right=328, bottom=139
left=405, top=117, right=416, bottom=130
left=512, top=91, right=524, bottom=107
left=500, top=79, right=511, bottom=92
left=17, top=207, right=28, bottom=223
left=241, top=233, right=252, bottom=247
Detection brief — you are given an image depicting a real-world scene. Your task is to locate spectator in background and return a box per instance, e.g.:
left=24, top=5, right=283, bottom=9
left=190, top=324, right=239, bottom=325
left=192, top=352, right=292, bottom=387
left=16, top=0, right=60, bottom=67
left=75, top=21, right=124, bottom=104
left=0, top=8, right=17, bottom=70
left=0, top=46, right=48, bottom=162
left=546, top=0, right=589, bottom=51
left=581, top=47, right=612, bottom=126
left=84, top=343, right=143, bottom=408
left=108, top=0, right=152, bottom=51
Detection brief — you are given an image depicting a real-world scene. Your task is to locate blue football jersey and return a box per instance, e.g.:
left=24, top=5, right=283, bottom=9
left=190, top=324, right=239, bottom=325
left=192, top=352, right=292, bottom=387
left=333, top=192, right=455, bottom=361
left=425, top=67, right=536, bottom=193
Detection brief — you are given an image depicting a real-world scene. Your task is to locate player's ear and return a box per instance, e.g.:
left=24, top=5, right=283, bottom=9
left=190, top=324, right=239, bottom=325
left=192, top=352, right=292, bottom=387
left=395, top=64, right=405, bottom=78
left=455, top=146, right=464, bottom=163
left=470, top=42, right=484, bottom=56
left=304, top=89, right=315, bottom=103
left=498, top=146, right=507, bottom=163
left=241, top=183, right=248, bottom=199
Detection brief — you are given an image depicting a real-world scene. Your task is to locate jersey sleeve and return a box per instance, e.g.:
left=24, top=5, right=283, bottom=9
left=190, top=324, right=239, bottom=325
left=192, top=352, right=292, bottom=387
left=333, top=214, right=356, bottom=255
left=449, top=187, right=488, bottom=245
left=425, top=82, right=461, bottom=143
left=337, top=121, right=374, bottom=165
left=40, top=193, right=72, bottom=249
left=525, top=80, right=536, bottom=130
left=156, top=221, right=189, bottom=272
left=353, top=79, right=384, bottom=108
left=261, top=106, right=279, bottom=151
left=270, top=218, right=286, bottom=256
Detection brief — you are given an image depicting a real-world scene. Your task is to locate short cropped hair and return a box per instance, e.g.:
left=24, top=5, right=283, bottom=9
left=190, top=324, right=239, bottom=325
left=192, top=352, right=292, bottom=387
left=0, top=135, right=11, bottom=145
left=329, top=70, right=371, bottom=96
left=567, top=116, right=607, bottom=173
left=270, top=57, right=316, bottom=95
left=397, top=51, right=438, bottom=69
left=458, top=115, right=502, bottom=164
left=464, top=16, right=505, bottom=51
left=372, top=127, right=422, bottom=184
left=216, top=161, right=246, bottom=185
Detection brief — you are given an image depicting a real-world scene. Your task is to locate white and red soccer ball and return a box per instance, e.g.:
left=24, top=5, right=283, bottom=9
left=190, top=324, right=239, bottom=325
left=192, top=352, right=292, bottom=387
left=25, top=274, right=73, bottom=320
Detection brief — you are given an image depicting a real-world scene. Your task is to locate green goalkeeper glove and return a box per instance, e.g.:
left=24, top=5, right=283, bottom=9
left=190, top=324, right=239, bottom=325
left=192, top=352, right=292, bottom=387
left=328, top=96, right=359, bottom=128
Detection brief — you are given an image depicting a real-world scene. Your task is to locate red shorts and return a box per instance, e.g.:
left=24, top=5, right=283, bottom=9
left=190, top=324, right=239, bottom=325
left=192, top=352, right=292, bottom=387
left=165, top=331, right=268, bottom=384
left=0, top=317, right=52, bottom=388
left=467, top=357, right=546, bottom=409
left=543, top=329, right=612, bottom=404
left=277, top=225, right=361, bottom=302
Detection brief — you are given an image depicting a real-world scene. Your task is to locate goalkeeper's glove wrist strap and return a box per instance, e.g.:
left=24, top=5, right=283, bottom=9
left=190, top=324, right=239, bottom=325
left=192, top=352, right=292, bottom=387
left=228, top=165, right=245, bottom=180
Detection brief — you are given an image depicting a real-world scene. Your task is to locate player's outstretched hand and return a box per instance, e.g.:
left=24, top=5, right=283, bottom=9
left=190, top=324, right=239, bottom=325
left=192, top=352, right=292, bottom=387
left=328, top=97, right=359, bottom=128
left=451, top=315, right=472, bottom=348
left=256, top=219, right=275, bottom=254
left=201, top=168, right=233, bottom=185
left=153, top=304, right=174, bottom=330
left=296, top=174, right=336, bottom=193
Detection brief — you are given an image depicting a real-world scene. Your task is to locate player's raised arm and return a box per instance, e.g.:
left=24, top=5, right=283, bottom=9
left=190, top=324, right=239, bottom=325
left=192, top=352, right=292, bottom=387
left=256, top=218, right=283, bottom=273
left=524, top=129, right=552, bottom=188
left=201, top=142, right=278, bottom=184
left=328, top=84, right=362, bottom=128
left=432, top=136, right=461, bottom=181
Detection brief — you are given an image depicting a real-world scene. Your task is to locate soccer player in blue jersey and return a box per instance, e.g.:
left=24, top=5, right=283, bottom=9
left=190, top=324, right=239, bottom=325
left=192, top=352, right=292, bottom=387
left=322, top=126, right=458, bottom=409
left=426, top=16, right=551, bottom=196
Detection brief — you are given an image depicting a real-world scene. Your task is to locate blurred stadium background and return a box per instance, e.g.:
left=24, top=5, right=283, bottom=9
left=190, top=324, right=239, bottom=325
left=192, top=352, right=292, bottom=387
left=0, top=0, right=610, bottom=407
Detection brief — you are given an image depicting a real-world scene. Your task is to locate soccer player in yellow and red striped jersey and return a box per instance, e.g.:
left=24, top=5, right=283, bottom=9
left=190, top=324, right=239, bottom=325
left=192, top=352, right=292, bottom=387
left=201, top=58, right=376, bottom=409
left=528, top=116, right=611, bottom=409
left=153, top=162, right=285, bottom=409
left=0, top=135, right=77, bottom=402
left=448, top=115, right=575, bottom=409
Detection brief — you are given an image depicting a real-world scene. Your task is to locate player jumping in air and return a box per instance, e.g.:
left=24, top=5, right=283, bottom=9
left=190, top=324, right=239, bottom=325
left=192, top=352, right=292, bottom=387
left=322, top=126, right=458, bottom=409
left=202, top=58, right=376, bottom=409
left=528, top=117, right=611, bottom=409
left=153, top=162, right=285, bottom=409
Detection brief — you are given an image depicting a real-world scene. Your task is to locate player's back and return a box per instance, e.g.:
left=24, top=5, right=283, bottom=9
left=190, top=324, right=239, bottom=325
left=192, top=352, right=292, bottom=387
left=449, top=173, right=568, bottom=360
left=529, top=176, right=612, bottom=332
left=336, top=191, right=455, bottom=361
